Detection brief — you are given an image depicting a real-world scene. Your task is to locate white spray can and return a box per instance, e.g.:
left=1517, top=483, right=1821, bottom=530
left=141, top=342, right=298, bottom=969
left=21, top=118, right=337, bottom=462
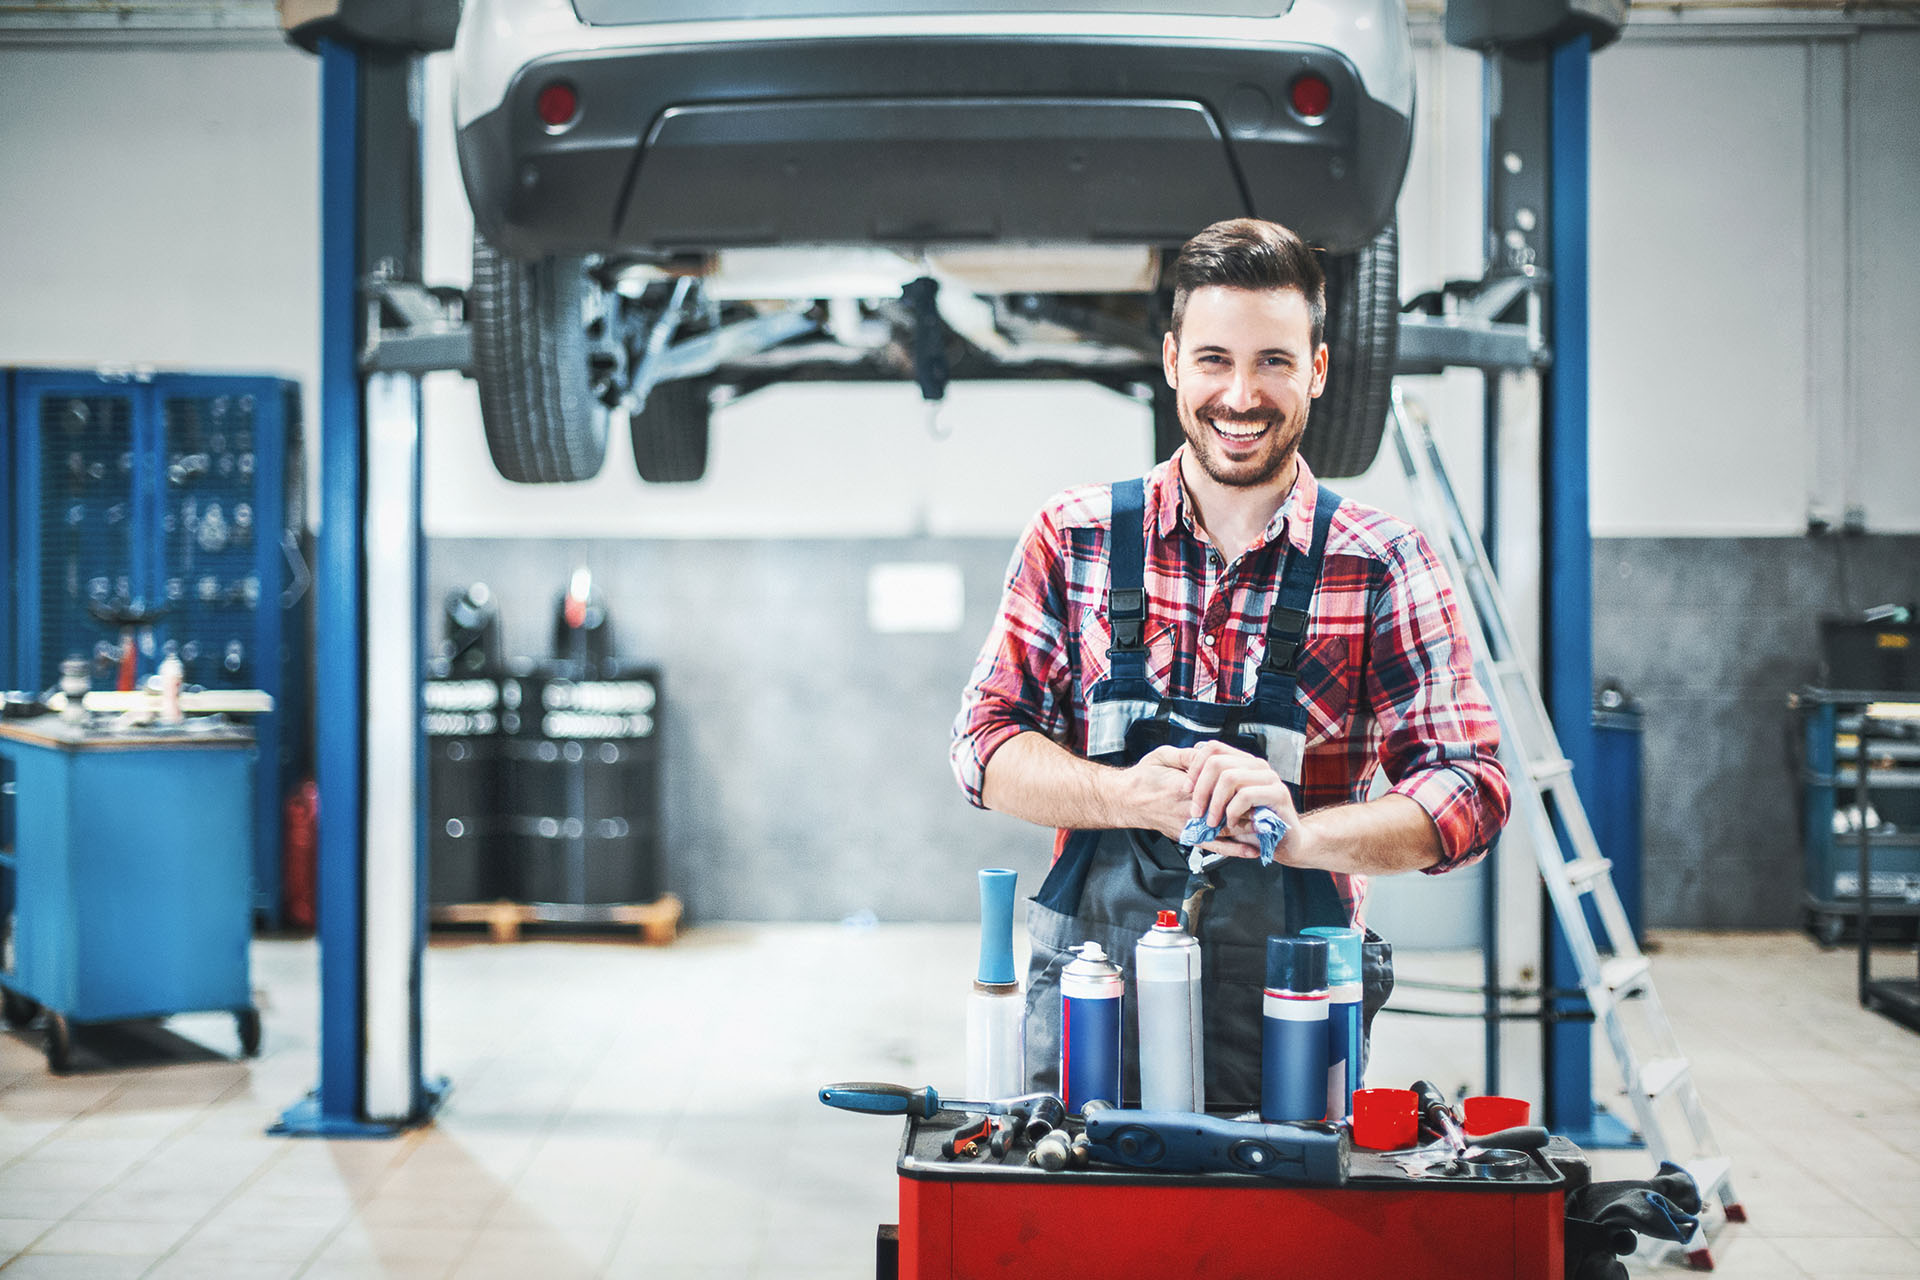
left=1135, top=909, right=1204, bottom=1113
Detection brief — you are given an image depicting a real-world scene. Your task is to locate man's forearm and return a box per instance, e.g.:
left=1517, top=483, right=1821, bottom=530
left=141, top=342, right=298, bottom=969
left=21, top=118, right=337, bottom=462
left=980, top=731, right=1190, bottom=839
left=1290, top=793, right=1444, bottom=877
left=980, top=731, right=1128, bottom=828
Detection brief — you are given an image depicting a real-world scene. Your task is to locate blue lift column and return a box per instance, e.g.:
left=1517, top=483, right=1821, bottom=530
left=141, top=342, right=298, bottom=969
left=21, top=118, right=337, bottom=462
left=274, top=37, right=439, bottom=1138
left=1539, top=33, right=1632, bottom=1148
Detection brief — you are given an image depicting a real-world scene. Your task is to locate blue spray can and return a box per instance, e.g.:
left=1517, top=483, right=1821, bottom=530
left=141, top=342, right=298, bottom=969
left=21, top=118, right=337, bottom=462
left=1303, top=925, right=1365, bottom=1121
left=1060, top=941, right=1123, bottom=1115
left=1262, top=935, right=1329, bottom=1124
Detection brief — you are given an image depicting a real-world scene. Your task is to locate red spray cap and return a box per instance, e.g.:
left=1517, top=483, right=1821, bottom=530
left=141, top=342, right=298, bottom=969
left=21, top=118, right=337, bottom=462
left=1156, top=910, right=1179, bottom=928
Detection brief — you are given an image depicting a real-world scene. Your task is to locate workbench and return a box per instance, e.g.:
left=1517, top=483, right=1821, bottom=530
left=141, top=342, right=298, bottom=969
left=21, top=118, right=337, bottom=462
left=885, top=1111, right=1583, bottom=1280
left=0, top=715, right=258, bottom=1071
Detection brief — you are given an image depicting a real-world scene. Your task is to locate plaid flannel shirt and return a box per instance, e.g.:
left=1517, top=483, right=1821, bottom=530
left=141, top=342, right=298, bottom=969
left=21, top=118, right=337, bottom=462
left=951, top=452, right=1510, bottom=924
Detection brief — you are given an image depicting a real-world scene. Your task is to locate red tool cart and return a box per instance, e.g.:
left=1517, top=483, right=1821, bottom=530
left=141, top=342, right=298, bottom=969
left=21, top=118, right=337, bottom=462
left=882, top=1111, right=1584, bottom=1280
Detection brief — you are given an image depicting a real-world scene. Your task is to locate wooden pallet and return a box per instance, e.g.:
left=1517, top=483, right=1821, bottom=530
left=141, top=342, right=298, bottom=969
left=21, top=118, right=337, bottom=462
left=430, top=895, right=683, bottom=945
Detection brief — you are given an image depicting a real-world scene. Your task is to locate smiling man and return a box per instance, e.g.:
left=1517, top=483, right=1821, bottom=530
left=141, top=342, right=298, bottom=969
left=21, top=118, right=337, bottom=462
left=951, top=218, right=1511, bottom=1106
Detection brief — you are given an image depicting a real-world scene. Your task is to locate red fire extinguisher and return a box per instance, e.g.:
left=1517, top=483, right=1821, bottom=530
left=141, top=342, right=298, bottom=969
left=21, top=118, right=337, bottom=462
left=283, top=780, right=319, bottom=930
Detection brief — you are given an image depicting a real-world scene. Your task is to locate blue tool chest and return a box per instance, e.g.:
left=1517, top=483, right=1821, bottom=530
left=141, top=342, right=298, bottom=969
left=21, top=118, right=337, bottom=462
left=2, top=368, right=309, bottom=924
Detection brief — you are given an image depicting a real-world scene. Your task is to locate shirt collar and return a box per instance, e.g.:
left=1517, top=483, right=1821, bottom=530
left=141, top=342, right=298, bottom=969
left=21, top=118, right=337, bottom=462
left=1145, top=448, right=1321, bottom=557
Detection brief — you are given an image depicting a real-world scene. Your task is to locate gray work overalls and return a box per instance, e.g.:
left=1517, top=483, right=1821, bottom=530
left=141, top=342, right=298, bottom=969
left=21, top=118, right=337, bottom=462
left=1023, top=477, right=1394, bottom=1110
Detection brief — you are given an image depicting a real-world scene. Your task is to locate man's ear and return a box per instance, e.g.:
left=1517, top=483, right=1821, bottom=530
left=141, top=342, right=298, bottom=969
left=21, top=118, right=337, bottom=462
left=1309, top=342, right=1329, bottom=398
left=1162, top=329, right=1180, bottom=390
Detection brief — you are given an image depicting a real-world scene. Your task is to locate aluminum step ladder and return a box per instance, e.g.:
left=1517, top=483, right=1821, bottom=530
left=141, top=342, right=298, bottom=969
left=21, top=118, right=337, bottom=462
left=1388, top=390, right=1745, bottom=1267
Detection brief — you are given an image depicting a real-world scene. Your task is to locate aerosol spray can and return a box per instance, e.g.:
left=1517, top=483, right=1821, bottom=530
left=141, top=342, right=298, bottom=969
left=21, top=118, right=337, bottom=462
left=1304, top=925, right=1364, bottom=1121
left=1060, top=940, right=1122, bottom=1115
left=1135, top=909, right=1204, bottom=1113
left=966, top=868, right=1025, bottom=1101
left=1262, top=935, right=1329, bottom=1123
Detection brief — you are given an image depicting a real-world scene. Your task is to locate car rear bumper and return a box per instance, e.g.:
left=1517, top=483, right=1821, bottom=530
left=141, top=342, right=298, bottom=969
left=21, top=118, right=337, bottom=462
left=458, top=33, right=1411, bottom=261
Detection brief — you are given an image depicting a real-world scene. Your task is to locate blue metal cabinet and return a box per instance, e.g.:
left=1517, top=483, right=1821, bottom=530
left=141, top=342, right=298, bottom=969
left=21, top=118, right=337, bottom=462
left=0, top=717, right=258, bottom=1071
left=1800, top=693, right=1920, bottom=943
left=3, top=368, right=308, bottom=924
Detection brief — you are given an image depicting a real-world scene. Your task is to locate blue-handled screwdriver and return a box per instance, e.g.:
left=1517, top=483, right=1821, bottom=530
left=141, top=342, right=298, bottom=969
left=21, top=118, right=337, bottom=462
left=818, top=1082, right=1064, bottom=1137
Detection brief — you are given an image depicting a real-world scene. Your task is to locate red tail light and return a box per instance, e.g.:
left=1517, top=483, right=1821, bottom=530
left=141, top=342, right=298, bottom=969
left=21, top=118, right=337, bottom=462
left=536, top=81, right=579, bottom=130
left=1290, top=73, right=1332, bottom=121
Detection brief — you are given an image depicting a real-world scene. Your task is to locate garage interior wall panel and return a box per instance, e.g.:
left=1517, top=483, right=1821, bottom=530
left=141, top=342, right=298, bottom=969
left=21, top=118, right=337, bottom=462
left=1589, top=40, right=1812, bottom=538
left=1847, top=30, right=1920, bottom=533
left=0, top=42, right=321, bottom=503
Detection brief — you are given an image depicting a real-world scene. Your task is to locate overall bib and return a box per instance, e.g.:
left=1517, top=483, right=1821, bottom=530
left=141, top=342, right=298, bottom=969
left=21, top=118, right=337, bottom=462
left=1023, top=478, right=1394, bottom=1110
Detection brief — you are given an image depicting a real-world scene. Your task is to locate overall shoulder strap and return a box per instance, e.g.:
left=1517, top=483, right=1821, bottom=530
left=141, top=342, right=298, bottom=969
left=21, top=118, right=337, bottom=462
left=1106, top=478, right=1148, bottom=676
left=1260, top=484, right=1341, bottom=676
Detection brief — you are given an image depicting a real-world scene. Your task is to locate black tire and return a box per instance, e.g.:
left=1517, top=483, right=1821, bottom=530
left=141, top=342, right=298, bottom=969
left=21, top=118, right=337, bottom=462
left=630, top=379, right=712, bottom=483
left=236, top=1007, right=262, bottom=1058
left=45, top=1012, right=71, bottom=1074
left=470, top=234, right=614, bottom=484
left=1, top=985, right=39, bottom=1029
left=1305, top=221, right=1399, bottom=479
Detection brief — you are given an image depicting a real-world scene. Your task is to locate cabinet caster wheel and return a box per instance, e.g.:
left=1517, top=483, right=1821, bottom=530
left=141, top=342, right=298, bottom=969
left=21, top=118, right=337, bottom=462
left=45, top=1012, right=72, bottom=1074
left=236, top=1007, right=261, bottom=1058
left=1, top=986, right=40, bottom=1029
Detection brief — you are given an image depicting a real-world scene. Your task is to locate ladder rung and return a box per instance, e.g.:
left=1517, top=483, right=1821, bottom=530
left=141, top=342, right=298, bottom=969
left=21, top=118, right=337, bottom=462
left=1528, top=757, right=1574, bottom=783
left=1638, top=1056, right=1690, bottom=1100
left=1565, top=857, right=1614, bottom=890
left=1601, top=955, right=1652, bottom=995
left=1683, top=1155, right=1735, bottom=1202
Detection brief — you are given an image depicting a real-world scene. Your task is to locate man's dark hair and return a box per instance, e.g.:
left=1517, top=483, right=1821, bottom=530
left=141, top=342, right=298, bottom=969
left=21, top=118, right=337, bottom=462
left=1169, top=218, right=1326, bottom=349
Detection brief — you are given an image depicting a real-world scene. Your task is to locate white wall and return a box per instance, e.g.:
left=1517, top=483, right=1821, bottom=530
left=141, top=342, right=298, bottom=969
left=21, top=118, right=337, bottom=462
left=0, top=40, right=320, bottom=457
left=1590, top=26, right=1920, bottom=536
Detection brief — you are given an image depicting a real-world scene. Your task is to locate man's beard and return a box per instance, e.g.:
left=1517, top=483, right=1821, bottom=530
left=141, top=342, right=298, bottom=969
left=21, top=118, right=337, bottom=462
left=1179, top=397, right=1307, bottom=489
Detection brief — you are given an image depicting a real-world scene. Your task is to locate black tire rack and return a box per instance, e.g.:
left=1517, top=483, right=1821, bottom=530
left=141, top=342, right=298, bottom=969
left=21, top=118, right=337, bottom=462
left=426, top=663, right=663, bottom=927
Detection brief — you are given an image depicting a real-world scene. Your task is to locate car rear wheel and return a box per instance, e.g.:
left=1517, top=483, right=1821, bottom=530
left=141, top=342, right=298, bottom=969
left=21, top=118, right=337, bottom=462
left=1306, top=221, right=1399, bottom=479
left=629, top=378, right=712, bottom=483
left=469, top=234, right=616, bottom=484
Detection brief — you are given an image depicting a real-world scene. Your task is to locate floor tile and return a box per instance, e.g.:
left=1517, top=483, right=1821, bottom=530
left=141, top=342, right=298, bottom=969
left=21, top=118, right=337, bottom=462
left=27, top=1218, right=193, bottom=1256
left=0, top=1218, right=55, bottom=1256
left=1770, top=1235, right=1920, bottom=1277
left=0, top=1256, right=155, bottom=1278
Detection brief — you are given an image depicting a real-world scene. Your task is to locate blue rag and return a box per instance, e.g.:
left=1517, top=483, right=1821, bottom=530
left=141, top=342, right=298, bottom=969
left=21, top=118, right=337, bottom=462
left=1180, top=806, right=1289, bottom=866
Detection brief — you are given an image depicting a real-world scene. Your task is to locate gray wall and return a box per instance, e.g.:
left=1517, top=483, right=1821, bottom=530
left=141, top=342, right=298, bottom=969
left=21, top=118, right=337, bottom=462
left=429, top=536, right=1053, bottom=924
left=1593, top=533, right=1920, bottom=929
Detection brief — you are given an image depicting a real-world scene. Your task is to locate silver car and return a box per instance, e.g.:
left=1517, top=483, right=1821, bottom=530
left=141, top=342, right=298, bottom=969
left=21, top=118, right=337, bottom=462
left=453, top=0, right=1415, bottom=483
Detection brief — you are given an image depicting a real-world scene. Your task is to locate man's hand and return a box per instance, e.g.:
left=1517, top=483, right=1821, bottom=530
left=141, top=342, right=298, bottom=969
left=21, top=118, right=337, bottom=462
left=1117, top=745, right=1199, bottom=842
left=1183, top=740, right=1301, bottom=859
left=981, top=732, right=1196, bottom=837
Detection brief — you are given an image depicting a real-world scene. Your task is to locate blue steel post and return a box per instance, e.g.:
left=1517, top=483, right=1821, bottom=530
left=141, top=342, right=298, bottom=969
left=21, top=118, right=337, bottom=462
left=1, top=372, right=12, bottom=687
left=273, top=37, right=375, bottom=1134
left=1544, top=33, right=1628, bottom=1145
left=315, top=36, right=365, bottom=1128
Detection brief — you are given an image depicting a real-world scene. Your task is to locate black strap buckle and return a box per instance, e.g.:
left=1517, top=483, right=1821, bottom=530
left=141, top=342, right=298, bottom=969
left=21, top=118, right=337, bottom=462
left=1262, top=605, right=1309, bottom=673
left=1111, top=587, right=1146, bottom=651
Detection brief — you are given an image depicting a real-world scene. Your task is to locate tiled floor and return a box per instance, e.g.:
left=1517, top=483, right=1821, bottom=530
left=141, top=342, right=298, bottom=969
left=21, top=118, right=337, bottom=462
left=1, top=926, right=1916, bottom=1277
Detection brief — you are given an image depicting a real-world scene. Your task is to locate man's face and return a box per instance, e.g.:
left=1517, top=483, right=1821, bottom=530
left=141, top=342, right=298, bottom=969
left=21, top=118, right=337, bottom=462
left=1162, top=284, right=1327, bottom=489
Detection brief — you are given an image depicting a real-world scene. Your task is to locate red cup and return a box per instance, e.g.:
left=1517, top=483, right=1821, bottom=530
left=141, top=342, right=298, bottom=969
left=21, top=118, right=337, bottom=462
left=1351, top=1087, right=1420, bottom=1150
left=1462, top=1094, right=1530, bottom=1137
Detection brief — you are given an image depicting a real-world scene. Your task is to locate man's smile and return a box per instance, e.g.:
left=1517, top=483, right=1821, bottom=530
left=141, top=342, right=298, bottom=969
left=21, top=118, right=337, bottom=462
left=1207, top=414, right=1275, bottom=447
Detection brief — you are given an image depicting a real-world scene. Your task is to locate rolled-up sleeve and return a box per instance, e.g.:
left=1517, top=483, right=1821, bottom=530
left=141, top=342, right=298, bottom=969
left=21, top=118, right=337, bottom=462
left=951, top=509, right=1076, bottom=807
left=1366, top=528, right=1510, bottom=872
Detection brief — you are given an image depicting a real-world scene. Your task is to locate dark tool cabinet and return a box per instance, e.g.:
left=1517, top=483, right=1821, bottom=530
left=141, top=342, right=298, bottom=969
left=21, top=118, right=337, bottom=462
left=1796, top=687, right=1920, bottom=944
left=2, top=369, right=309, bottom=926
